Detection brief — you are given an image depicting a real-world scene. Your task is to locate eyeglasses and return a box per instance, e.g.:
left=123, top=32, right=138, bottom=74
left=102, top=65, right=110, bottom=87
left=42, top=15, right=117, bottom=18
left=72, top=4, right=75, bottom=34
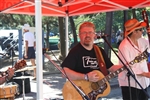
left=80, top=32, right=95, bottom=34
left=135, top=28, right=143, bottom=32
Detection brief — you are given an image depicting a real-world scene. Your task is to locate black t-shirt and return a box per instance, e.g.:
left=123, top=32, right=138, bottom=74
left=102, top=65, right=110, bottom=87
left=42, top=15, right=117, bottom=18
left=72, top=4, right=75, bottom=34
left=61, top=43, right=113, bottom=74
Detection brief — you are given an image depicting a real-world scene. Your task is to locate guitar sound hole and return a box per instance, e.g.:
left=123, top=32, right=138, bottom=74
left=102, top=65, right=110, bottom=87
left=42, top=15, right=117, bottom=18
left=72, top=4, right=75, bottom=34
left=91, top=82, right=99, bottom=90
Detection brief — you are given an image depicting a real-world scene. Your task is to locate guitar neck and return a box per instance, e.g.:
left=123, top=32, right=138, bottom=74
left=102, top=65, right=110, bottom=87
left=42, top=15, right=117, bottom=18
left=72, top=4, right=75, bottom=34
left=97, top=67, right=125, bottom=86
left=0, top=60, right=26, bottom=77
left=0, top=65, right=16, bottom=77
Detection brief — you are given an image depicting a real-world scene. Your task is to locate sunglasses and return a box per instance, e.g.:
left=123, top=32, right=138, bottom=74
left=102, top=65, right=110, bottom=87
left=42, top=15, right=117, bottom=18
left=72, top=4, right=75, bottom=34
left=135, top=28, right=143, bottom=31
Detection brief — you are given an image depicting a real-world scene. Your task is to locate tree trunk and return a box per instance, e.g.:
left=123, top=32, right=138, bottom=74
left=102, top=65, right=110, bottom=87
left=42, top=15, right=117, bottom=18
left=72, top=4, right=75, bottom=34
left=123, top=10, right=128, bottom=37
left=132, top=9, right=136, bottom=19
left=104, top=12, right=113, bottom=58
left=69, top=16, right=78, bottom=49
left=45, top=23, right=50, bottom=48
left=58, top=17, right=66, bottom=60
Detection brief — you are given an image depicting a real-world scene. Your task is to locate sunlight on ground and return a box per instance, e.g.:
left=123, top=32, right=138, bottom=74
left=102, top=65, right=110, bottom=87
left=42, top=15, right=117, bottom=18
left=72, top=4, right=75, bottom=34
left=111, top=50, right=119, bottom=65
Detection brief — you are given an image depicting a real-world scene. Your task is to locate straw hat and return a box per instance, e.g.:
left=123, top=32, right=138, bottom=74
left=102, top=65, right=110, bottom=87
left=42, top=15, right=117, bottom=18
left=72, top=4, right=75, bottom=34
left=124, top=19, right=147, bottom=37
left=23, top=24, right=30, bottom=30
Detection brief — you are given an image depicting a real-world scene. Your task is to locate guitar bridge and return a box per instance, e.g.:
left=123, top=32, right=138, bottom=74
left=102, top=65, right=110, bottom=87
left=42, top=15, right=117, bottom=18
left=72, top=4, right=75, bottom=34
left=88, top=83, right=107, bottom=100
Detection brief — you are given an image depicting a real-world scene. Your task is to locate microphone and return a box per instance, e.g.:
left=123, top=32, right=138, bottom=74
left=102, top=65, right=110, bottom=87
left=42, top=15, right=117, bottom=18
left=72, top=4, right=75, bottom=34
left=96, top=34, right=109, bottom=39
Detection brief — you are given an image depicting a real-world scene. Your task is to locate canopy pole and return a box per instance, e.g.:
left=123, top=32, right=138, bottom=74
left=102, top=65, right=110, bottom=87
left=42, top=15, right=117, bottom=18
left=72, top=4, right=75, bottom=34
left=65, top=16, right=69, bottom=56
left=35, top=0, right=43, bottom=99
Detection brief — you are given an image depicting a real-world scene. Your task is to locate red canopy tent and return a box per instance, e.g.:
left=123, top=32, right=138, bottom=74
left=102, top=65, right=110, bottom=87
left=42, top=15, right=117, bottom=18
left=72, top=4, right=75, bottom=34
left=1, top=0, right=150, bottom=16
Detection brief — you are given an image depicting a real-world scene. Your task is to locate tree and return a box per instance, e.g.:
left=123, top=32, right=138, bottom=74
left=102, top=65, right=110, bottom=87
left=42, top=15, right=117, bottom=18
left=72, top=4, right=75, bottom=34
left=58, top=17, right=66, bottom=60
left=104, top=12, right=113, bottom=58
left=69, top=16, right=78, bottom=47
left=42, top=16, right=58, bottom=48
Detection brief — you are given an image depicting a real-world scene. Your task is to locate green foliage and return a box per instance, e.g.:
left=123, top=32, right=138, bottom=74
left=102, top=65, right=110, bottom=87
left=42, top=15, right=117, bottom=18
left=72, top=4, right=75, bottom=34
left=73, top=7, right=150, bottom=35
left=91, top=13, right=106, bottom=32
left=42, top=16, right=58, bottom=34
left=73, top=15, right=92, bottom=34
left=1, top=7, right=150, bottom=36
left=0, top=14, right=59, bottom=35
left=73, top=13, right=106, bottom=33
left=113, top=11, right=124, bottom=32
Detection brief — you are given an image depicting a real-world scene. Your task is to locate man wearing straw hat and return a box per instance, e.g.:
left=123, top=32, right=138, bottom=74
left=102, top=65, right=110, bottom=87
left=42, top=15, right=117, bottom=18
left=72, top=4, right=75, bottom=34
left=118, top=18, right=150, bottom=100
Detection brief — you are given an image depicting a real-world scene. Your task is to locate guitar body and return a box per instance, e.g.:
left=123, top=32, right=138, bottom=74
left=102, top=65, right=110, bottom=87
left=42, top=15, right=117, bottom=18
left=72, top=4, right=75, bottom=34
left=62, top=70, right=111, bottom=100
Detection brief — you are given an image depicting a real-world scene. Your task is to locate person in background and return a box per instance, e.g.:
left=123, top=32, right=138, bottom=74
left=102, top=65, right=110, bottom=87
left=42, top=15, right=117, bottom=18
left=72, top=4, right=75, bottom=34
left=23, top=24, right=36, bottom=80
left=0, top=68, right=14, bottom=85
left=61, top=21, right=122, bottom=99
left=118, top=18, right=150, bottom=100
left=116, top=31, right=124, bottom=46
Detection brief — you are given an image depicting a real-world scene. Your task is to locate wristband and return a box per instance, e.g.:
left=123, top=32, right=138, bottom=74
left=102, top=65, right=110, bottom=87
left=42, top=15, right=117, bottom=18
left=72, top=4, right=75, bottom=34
left=84, top=74, right=89, bottom=81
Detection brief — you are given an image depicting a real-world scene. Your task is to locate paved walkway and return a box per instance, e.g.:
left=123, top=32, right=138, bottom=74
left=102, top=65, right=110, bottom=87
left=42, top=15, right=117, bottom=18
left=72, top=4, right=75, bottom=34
left=14, top=73, right=65, bottom=100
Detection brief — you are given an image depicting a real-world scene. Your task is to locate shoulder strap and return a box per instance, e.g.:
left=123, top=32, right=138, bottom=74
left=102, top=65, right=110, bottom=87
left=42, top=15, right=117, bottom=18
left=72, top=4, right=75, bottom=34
left=94, top=45, right=108, bottom=76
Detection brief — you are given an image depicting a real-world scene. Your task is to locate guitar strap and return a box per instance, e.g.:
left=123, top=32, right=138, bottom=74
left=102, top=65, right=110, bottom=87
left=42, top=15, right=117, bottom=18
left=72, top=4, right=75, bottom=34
left=94, top=45, right=108, bottom=76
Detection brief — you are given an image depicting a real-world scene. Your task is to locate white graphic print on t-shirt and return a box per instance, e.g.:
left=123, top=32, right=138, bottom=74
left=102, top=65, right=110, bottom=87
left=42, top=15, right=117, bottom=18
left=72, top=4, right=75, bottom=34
left=82, top=56, right=98, bottom=68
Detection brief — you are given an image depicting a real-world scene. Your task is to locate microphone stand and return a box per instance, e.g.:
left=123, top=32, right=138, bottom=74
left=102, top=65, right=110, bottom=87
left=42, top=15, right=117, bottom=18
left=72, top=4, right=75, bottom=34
left=10, top=48, right=14, bottom=67
left=102, top=36, right=150, bottom=99
left=43, top=51, right=90, bottom=100
left=127, top=71, right=132, bottom=100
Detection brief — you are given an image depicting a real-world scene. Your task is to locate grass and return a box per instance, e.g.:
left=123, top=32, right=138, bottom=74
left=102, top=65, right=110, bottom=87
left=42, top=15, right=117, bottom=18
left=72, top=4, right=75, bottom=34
left=110, top=43, right=119, bottom=64
left=111, top=49, right=119, bottom=64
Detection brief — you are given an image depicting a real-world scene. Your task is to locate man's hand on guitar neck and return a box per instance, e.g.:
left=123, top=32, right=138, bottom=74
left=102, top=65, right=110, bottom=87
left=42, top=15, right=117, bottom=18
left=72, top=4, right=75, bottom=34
left=7, top=68, right=14, bottom=80
left=0, top=67, right=14, bottom=85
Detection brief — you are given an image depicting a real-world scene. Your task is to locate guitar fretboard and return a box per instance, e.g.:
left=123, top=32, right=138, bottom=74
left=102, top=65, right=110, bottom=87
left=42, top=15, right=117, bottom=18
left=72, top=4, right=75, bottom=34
left=98, top=67, right=125, bottom=86
left=0, top=60, right=26, bottom=77
left=129, top=48, right=148, bottom=65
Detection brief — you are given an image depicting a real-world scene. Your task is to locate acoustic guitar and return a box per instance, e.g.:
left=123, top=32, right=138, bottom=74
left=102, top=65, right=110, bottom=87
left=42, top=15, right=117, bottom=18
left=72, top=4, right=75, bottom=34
left=0, top=59, right=27, bottom=79
left=0, top=59, right=26, bottom=99
left=62, top=49, right=148, bottom=100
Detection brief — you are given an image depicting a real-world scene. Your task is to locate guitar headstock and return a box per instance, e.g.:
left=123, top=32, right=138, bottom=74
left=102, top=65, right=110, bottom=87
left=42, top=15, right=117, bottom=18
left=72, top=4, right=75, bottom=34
left=14, top=59, right=27, bottom=71
left=142, top=10, right=149, bottom=28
